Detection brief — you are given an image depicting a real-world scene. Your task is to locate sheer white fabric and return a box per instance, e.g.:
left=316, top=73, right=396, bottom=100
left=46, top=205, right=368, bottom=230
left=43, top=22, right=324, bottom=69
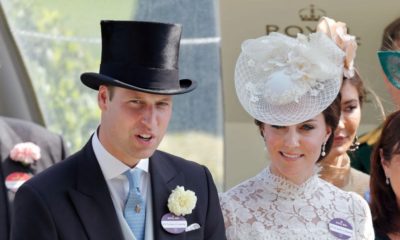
left=220, top=167, right=374, bottom=240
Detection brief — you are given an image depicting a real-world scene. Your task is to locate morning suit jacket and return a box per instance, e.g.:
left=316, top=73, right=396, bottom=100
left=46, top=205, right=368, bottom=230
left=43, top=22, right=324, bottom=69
left=10, top=138, right=226, bottom=240
left=0, top=117, right=68, bottom=240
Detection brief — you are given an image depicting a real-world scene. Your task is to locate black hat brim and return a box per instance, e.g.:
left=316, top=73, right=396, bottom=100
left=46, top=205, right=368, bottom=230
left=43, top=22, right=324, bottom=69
left=81, top=72, right=197, bottom=95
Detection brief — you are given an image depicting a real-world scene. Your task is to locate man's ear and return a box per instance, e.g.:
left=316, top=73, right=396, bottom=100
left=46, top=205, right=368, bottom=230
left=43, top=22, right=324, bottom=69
left=98, top=85, right=109, bottom=110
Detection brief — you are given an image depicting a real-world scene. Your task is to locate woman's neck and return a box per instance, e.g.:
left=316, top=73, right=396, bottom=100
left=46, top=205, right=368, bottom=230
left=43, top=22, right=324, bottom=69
left=269, top=165, right=314, bottom=186
left=318, top=154, right=351, bottom=188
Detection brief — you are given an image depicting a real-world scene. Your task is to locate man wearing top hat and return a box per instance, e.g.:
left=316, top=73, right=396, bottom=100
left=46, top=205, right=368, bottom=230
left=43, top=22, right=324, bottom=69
left=10, top=20, right=226, bottom=240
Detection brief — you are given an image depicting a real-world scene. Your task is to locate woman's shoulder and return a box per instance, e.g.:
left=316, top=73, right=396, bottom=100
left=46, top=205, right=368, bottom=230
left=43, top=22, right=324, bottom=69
left=219, top=169, right=266, bottom=202
left=319, top=179, right=374, bottom=237
left=343, top=167, right=370, bottom=196
left=337, top=187, right=372, bottom=222
left=350, top=167, right=370, bottom=181
left=319, top=178, right=369, bottom=206
left=348, top=191, right=371, bottom=214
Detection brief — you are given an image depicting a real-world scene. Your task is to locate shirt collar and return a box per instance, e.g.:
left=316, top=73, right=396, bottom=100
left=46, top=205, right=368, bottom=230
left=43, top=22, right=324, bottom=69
left=92, top=130, right=149, bottom=180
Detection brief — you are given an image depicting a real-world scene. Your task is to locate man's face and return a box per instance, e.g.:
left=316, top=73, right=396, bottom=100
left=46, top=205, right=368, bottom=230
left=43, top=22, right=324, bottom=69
left=98, top=85, right=172, bottom=167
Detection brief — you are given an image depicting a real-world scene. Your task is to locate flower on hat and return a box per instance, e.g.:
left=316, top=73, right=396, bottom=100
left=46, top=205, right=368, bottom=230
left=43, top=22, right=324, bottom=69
left=167, top=186, right=197, bottom=216
left=240, top=32, right=344, bottom=105
left=234, top=31, right=345, bottom=126
left=10, top=142, right=41, bottom=165
left=317, top=16, right=357, bottom=79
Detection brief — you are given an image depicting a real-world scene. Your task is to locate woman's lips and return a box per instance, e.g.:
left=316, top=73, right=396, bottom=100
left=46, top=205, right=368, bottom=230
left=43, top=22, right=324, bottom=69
left=333, top=136, right=347, bottom=145
left=280, top=152, right=303, bottom=161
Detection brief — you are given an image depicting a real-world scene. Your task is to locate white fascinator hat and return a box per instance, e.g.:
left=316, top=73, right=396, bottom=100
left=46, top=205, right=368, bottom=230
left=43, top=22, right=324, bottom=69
left=235, top=31, right=345, bottom=126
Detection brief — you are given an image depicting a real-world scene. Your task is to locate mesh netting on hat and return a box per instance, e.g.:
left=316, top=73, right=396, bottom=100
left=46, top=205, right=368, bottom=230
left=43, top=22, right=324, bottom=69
left=235, top=32, right=344, bottom=126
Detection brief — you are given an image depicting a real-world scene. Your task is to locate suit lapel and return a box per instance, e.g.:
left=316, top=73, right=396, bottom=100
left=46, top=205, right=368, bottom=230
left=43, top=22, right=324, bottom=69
left=0, top=118, right=18, bottom=240
left=0, top=118, right=22, bottom=161
left=0, top=148, right=9, bottom=240
left=150, top=151, right=186, bottom=240
left=68, top=141, right=124, bottom=240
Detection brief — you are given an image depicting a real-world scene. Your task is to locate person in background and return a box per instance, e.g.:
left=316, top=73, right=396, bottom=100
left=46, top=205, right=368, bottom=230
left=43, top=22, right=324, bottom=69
left=316, top=17, right=370, bottom=197
left=0, top=116, right=68, bottom=240
left=219, top=18, right=373, bottom=239
left=351, top=16, right=400, bottom=174
left=369, top=110, right=400, bottom=239
left=318, top=72, right=370, bottom=196
left=11, top=20, right=226, bottom=240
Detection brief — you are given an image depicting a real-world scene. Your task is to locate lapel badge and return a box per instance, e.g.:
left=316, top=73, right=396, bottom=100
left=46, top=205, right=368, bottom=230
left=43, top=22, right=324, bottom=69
left=328, top=218, right=353, bottom=239
left=5, top=172, right=32, bottom=192
left=161, top=213, right=187, bottom=234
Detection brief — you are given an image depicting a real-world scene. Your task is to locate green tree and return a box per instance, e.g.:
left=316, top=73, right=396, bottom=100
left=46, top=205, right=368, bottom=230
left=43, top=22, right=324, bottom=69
left=5, top=0, right=100, bottom=151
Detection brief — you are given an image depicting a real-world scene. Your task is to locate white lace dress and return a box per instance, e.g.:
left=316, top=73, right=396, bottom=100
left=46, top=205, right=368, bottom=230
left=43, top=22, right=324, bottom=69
left=219, top=168, right=374, bottom=240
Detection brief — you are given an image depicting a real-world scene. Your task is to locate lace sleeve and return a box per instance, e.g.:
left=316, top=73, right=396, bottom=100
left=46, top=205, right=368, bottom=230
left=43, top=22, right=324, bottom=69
left=350, top=192, right=375, bottom=239
left=219, top=193, right=237, bottom=239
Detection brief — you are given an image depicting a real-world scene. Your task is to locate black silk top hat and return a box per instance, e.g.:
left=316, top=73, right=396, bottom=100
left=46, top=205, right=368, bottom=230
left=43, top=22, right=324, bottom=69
left=81, top=20, right=197, bottom=95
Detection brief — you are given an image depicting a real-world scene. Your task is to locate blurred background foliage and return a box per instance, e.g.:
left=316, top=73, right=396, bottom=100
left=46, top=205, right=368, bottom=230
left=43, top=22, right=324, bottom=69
left=3, top=0, right=137, bottom=151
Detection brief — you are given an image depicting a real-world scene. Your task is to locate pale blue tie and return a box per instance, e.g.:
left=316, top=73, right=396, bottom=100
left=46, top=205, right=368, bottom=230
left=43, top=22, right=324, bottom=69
left=124, top=168, right=146, bottom=240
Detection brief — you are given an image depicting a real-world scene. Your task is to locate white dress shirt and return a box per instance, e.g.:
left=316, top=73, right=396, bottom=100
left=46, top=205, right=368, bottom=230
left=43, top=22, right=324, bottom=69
left=92, top=131, right=153, bottom=240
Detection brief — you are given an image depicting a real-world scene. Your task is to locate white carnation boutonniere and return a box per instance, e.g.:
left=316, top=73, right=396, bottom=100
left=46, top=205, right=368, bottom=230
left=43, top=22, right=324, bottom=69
left=9, top=142, right=41, bottom=165
left=167, top=186, right=197, bottom=216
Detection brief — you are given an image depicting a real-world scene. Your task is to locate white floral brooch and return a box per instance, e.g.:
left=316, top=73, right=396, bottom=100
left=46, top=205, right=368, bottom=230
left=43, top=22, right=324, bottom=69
left=167, top=186, right=197, bottom=216
left=9, top=142, right=41, bottom=165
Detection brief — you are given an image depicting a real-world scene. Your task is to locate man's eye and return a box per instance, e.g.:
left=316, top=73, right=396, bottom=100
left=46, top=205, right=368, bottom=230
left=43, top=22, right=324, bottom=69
left=159, top=102, right=169, bottom=106
left=131, top=100, right=141, bottom=104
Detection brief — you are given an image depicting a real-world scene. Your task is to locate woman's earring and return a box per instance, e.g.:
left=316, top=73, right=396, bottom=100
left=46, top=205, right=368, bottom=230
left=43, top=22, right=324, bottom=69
left=386, top=176, right=390, bottom=185
left=321, top=142, right=326, bottom=157
left=349, top=136, right=360, bottom=152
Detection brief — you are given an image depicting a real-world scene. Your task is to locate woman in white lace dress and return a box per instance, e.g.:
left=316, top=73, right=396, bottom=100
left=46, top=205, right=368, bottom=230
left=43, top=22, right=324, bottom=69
left=219, top=18, right=374, bottom=239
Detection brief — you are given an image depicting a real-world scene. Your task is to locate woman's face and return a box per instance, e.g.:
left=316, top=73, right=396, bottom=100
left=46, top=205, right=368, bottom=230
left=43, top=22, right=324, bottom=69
left=262, top=113, right=331, bottom=185
left=381, top=152, right=400, bottom=206
left=330, top=80, right=361, bottom=157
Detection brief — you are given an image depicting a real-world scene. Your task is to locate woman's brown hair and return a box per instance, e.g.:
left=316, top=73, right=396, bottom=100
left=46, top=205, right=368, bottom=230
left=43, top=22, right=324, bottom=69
left=370, top=110, right=400, bottom=235
left=345, top=71, right=366, bottom=107
left=380, top=17, right=400, bottom=51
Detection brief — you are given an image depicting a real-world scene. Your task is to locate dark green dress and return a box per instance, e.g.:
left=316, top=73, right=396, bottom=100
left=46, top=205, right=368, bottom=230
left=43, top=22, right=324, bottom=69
left=350, top=124, right=383, bottom=174
left=375, top=233, right=390, bottom=240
